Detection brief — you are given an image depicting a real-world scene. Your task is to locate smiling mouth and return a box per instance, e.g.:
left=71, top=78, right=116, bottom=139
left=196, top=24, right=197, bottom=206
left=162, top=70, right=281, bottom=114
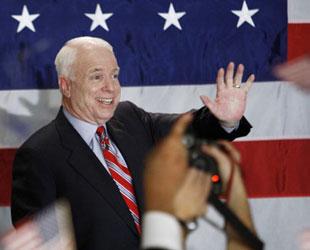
left=96, top=97, right=113, bottom=105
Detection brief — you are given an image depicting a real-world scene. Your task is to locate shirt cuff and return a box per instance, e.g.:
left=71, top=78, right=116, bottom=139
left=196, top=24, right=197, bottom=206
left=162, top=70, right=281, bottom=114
left=141, top=211, right=183, bottom=250
left=221, top=121, right=240, bottom=133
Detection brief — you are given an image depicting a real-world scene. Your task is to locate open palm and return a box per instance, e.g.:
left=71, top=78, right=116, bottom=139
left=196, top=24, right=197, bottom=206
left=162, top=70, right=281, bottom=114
left=201, top=62, right=254, bottom=124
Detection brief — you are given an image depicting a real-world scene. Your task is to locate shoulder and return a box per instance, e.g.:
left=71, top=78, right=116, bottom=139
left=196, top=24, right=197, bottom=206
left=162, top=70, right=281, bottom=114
left=17, top=108, right=71, bottom=155
left=19, top=119, right=58, bottom=151
left=114, top=101, right=148, bottom=121
left=13, top=112, right=72, bottom=174
left=18, top=108, right=76, bottom=152
left=115, top=101, right=142, bottom=113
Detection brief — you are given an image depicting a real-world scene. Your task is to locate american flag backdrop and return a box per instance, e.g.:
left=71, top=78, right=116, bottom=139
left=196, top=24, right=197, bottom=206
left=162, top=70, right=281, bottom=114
left=0, top=0, right=309, bottom=249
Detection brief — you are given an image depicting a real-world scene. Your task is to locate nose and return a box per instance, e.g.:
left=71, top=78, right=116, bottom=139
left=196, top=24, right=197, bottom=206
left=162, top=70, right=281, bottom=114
left=101, top=77, right=115, bottom=92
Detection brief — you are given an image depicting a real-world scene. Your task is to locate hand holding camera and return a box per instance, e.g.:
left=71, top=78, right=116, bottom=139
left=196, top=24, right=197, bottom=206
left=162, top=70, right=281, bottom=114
left=144, top=114, right=242, bottom=223
left=144, top=114, right=262, bottom=249
left=144, top=113, right=211, bottom=223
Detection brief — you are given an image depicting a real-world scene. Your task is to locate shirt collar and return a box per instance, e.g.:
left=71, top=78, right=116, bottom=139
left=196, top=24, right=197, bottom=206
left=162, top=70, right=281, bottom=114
left=62, top=107, right=105, bottom=146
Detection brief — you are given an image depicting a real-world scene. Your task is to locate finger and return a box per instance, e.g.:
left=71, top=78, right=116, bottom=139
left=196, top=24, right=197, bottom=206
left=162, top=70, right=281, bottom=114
left=217, top=140, right=241, bottom=163
left=278, top=69, right=310, bottom=90
left=243, top=74, right=255, bottom=93
left=288, top=74, right=310, bottom=89
left=170, top=113, right=193, bottom=139
left=188, top=169, right=211, bottom=202
left=233, top=64, right=244, bottom=85
left=202, top=174, right=212, bottom=201
left=185, top=168, right=206, bottom=189
left=200, top=95, right=216, bottom=114
left=201, top=144, right=228, bottom=166
left=216, top=68, right=225, bottom=91
left=196, top=171, right=211, bottom=212
left=198, top=171, right=211, bottom=196
left=201, top=145, right=228, bottom=170
left=201, top=144, right=232, bottom=183
left=225, top=62, right=235, bottom=87
left=274, top=56, right=310, bottom=79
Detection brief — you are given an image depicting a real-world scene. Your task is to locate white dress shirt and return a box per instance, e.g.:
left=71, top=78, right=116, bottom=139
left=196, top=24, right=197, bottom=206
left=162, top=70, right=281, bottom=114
left=62, top=108, right=127, bottom=173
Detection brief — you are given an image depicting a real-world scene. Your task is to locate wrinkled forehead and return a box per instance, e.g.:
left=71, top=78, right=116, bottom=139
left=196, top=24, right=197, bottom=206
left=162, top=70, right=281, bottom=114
left=73, top=44, right=119, bottom=74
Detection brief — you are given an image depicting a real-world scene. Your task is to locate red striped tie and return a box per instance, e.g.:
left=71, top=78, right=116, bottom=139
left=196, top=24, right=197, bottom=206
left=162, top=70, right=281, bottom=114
left=96, top=126, right=141, bottom=234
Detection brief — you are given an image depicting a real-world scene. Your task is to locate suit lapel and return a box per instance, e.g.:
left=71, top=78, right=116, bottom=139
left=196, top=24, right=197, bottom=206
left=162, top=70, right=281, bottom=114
left=55, top=109, right=138, bottom=236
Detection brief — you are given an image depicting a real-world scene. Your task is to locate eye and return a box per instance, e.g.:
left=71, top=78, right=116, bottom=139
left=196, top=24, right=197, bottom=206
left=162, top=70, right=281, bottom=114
left=112, top=73, right=119, bottom=80
left=90, top=74, right=103, bottom=81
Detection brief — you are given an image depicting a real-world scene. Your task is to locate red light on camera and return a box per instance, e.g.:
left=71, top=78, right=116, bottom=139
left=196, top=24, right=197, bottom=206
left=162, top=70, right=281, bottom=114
left=211, top=175, right=220, bottom=183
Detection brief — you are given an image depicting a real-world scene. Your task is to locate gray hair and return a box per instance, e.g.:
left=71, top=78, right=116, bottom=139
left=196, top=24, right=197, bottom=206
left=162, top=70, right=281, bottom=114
left=54, top=36, right=114, bottom=80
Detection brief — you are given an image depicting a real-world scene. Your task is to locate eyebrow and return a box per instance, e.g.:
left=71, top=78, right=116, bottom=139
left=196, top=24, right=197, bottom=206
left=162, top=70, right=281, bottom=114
left=89, top=67, right=120, bottom=74
left=89, top=68, right=104, bottom=74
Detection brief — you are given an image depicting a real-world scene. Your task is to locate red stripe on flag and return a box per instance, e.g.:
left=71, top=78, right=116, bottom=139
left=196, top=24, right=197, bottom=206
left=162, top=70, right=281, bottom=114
left=0, top=149, right=15, bottom=206
left=234, top=139, right=310, bottom=198
left=288, top=24, right=310, bottom=60
left=1, top=139, right=309, bottom=205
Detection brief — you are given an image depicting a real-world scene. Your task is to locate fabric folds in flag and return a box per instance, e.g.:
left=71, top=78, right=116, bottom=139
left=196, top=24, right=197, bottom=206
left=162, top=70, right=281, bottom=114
left=0, top=0, right=309, bottom=249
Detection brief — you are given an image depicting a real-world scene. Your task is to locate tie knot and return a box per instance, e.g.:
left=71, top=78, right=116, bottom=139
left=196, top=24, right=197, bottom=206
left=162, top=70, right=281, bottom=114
left=96, top=126, right=106, bottom=137
left=96, top=126, right=109, bottom=147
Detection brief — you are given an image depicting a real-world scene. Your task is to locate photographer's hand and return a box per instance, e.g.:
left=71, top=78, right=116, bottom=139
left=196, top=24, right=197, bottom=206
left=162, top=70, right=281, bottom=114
left=173, top=168, right=211, bottom=222
left=142, top=114, right=214, bottom=250
left=144, top=113, right=211, bottom=229
left=202, top=142, right=257, bottom=250
left=144, top=114, right=192, bottom=215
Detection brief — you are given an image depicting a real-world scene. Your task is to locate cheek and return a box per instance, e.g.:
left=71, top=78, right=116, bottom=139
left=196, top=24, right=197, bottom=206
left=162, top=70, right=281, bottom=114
left=84, top=86, right=97, bottom=100
left=73, top=89, right=95, bottom=109
left=70, top=88, right=83, bottom=103
left=115, top=82, right=121, bottom=95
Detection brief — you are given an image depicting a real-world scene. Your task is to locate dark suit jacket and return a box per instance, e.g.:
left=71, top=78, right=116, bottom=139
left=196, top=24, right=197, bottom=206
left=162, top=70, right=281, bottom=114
left=11, top=101, right=251, bottom=250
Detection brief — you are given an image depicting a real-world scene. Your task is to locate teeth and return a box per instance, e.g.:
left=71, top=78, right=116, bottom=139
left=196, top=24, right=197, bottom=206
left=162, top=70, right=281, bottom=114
left=96, top=97, right=113, bottom=104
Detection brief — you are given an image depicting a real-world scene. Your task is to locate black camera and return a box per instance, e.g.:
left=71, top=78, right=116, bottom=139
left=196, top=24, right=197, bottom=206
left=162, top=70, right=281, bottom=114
left=182, top=131, right=222, bottom=196
left=183, top=130, right=265, bottom=249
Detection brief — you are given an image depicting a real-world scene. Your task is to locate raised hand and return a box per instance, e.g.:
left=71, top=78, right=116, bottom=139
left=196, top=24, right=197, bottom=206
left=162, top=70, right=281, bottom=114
left=274, top=55, right=310, bottom=92
left=200, top=62, right=254, bottom=126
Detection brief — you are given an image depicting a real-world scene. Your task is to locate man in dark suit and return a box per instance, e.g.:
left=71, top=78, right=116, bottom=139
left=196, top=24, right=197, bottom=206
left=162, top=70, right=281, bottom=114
left=11, top=36, right=254, bottom=250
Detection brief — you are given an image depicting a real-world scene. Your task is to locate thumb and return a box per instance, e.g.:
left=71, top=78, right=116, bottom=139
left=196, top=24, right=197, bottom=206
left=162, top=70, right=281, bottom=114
left=200, top=95, right=216, bottom=113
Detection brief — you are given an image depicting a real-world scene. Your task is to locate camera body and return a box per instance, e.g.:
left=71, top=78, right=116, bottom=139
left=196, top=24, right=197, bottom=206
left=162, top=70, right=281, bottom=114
left=182, top=132, right=222, bottom=196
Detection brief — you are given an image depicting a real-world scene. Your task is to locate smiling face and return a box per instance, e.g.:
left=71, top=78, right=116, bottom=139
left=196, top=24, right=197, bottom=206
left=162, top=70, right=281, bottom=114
left=60, top=43, right=121, bottom=125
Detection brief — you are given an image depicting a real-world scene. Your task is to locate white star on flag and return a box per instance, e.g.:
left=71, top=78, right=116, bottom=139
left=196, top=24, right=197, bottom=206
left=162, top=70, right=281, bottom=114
left=231, top=0, right=259, bottom=28
left=85, top=4, right=113, bottom=32
left=158, top=3, right=186, bottom=31
left=11, top=5, right=40, bottom=33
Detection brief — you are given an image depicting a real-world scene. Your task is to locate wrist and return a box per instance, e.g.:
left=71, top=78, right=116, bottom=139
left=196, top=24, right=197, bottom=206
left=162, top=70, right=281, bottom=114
left=176, top=217, right=198, bottom=233
left=219, top=120, right=239, bottom=128
left=145, top=198, right=174, bottom=215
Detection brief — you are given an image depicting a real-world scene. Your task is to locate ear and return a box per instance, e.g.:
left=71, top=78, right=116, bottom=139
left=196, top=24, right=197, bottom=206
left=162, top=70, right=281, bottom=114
left=59, top=76, right=71, bottom=98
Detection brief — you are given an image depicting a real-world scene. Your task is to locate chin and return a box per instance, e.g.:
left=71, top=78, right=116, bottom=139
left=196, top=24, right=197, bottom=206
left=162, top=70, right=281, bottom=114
left=99, top=115, right=113, bottom=124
